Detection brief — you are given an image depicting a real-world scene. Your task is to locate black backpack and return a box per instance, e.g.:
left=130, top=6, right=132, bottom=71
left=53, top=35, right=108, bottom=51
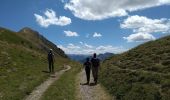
left=91, top=58, right=100, bottom=67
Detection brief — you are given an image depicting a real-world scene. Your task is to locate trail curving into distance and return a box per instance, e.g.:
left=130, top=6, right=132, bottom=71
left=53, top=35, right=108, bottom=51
left=25, top=65, right=71, bottom=100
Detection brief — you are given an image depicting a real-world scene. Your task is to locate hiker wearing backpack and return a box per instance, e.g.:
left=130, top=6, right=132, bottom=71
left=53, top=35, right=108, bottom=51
left=91, top=53, right=100, bottom=84
left=83, top=58, right=91, bottom=85
left=48, top=49, right=54, bottom=73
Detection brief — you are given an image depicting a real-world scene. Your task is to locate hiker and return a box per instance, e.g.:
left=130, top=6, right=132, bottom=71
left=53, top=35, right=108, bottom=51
left=91, top=53, right=100, bottom=84
left=48, top=49, right=54, bottom=73
left=83, top=58, right=91, bottom=85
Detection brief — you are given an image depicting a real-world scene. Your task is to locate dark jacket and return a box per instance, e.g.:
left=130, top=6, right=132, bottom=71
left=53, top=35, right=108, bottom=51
left=84, top=61, right=91, bottom=70
left=91, top=58, right=100, bottom=67
left=48, top=52, right=54, bottom=62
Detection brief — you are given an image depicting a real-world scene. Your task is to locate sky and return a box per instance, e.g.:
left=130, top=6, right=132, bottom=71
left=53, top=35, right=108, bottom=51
left=0, top=0, right=170, bottom=54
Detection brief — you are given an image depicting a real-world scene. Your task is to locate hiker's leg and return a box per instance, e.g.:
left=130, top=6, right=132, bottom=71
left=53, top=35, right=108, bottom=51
left=88, top=69, right=90, bottom=83
left=94, top=68, right=97, bottom=82
left=95, top=67, right=99, bottom=84
left=85, top=69, right=90, bottom=83
left=51, top=61, right=54, bottom=72
left=49, top=61, right=51, bottom=72
left=92, top=67, right=95, bottom=81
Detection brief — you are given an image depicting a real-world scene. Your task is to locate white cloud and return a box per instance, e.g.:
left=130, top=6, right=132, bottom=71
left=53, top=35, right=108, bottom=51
left=79, top=42, right=93, bottom=48
left=34, top=9, right=71, bottom=27
left=64, top=0, right=170, bottom=20
left=121, top=15, right=170, bottom=42
left=121, top=15, right=170, bottom=33
left=123, top=32, right=156, bottom=42
left=96, top=45, right=126, bottom=53
left=58, top=43, right=127, bottom=54
left=67, top=43, right=80, bottom=49
left=93, top=32, right=102, bottom=37
left=64, top=30, right=79, bottom=37
left=84, top=43, right=93, bottom=48
left=79, top=41, right=83, bottom=44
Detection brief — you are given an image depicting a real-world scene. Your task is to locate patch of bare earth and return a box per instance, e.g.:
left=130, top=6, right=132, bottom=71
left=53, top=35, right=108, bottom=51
left=76, top=70, right=113, bottom=100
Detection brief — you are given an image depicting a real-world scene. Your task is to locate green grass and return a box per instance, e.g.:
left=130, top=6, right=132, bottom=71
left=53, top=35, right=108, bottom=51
left=0, top=43, right=46, bottom=99
left=100, top=35, right=170, bottom=100
left=0, top=27, right=70, bottom=99
left=41, top=61, right=81, bottom=100
left=0, top=28, right=36, bottom=50
left=0, top=42, right=69, bottom=100
left=0, top=29, right=24, bottom=44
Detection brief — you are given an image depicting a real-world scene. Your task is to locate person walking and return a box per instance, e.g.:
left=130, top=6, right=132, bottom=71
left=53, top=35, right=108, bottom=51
left=83, top=58, right=91, bottom=85
left=91, top=53, right=100, bottom=84
left=48, top=49, right=54, bottom=73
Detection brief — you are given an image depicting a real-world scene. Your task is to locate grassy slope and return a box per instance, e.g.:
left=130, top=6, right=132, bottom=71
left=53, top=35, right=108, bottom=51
left=100, top=36, right=170, bottom=100
left=0, top=28, right=69, bottom=100
left=41, top=61, right=81, bottom=100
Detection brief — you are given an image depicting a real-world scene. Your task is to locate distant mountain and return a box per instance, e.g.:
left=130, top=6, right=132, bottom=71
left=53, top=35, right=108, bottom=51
left=98, top=52, right=114, bottom=61
left=68, top=52, right=114, bottom=63
left=100, top=35, right=170, bottom=100
left=68, top=54, right=90, bottom=63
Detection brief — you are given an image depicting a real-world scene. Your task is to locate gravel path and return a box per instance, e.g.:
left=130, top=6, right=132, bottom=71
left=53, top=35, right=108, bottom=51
left=25, top=65, right=71, bottom=100
left=76, top=70, right=113, bottom=100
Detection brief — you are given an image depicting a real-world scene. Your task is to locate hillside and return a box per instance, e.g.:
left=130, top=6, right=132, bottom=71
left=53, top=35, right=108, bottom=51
left=100, top=36, right=170, bottom=100
left=0, top=27, right=70, bottom=100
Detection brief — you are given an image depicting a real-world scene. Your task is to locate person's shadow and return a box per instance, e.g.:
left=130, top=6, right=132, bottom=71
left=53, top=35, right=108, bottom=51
left=89, top=83, right=96, bottom=86
left=42, top=70, right=50, bottom=73
left=80, top=82, right=96, bottom=86
left=80, top=83, right=89, bottom=85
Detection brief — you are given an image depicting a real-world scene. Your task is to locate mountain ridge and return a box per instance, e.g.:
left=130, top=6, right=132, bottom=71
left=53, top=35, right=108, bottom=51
left=18, top=27, right=67, bottom=58
left=68, top=52, right=114, bottom=63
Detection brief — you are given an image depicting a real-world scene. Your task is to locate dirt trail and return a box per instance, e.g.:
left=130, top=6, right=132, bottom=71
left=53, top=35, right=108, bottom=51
left=25, top=65, right=71, bottom=100
left=76, top=70, right=113, bottom=100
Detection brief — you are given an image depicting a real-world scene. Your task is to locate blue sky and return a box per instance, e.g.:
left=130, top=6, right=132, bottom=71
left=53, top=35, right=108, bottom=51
left=0, top=0, right=170, bottom=54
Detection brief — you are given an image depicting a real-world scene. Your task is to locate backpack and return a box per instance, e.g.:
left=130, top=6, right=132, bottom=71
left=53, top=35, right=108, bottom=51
left=91, top=58, right=100, bottom=67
